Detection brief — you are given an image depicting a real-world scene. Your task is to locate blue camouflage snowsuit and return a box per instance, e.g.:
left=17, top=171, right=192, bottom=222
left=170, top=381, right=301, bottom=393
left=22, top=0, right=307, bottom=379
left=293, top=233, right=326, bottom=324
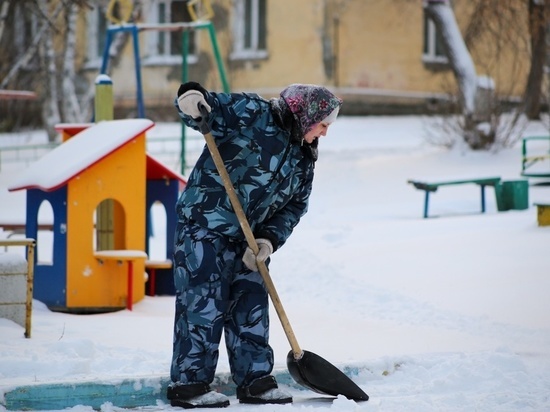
left=171, top=87, right=315, bottom=388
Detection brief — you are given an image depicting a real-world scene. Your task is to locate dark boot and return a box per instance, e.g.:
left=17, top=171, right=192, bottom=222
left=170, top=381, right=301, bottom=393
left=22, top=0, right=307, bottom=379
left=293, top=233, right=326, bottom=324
left=236, top=375, right=292, bottom=405
left=167, top=382, right=230, bottom=409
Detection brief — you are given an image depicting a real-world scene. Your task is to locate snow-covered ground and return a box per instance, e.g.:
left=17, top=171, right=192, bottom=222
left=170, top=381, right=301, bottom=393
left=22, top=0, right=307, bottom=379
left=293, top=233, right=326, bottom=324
left=1, top=115, right=550, bottom=411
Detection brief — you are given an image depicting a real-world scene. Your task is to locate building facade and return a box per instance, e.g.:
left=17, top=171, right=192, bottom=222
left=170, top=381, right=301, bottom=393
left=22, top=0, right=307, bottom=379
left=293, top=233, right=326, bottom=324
left=77, top=0, right=531, bottom=118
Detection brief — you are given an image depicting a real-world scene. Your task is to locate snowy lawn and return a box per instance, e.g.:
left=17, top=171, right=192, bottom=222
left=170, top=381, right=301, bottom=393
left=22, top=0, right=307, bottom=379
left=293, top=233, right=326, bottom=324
left=1, top=115, right=550, bottom=411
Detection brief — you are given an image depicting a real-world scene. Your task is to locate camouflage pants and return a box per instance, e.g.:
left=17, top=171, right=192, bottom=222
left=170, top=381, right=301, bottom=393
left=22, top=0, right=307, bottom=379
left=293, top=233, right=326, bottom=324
left=170, top=220, right=274, bottom=387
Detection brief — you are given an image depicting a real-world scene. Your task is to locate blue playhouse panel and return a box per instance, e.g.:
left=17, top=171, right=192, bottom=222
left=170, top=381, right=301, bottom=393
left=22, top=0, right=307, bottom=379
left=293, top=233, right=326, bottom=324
left=146, top=180, right=178, bottom=295
left=26, top=187, right=68, bottom=309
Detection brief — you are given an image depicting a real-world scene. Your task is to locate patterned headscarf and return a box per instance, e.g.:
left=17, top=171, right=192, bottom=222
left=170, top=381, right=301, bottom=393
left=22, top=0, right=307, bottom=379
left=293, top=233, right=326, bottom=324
left=280, top=84, right=343, bottom=135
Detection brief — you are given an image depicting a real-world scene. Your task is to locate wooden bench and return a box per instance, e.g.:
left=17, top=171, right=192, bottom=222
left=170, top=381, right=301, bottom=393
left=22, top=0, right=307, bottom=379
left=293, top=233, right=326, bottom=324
left=0, top=223, right=54, bottom=235
left=145, top=259, right=173, bottom=296
left=534, top=203, right=550, bottom=226
left=94, top=250, right=148, bottom=311
left=0, top=223, right=54, bottom=251
left=407, top=177, right=502, bottom=218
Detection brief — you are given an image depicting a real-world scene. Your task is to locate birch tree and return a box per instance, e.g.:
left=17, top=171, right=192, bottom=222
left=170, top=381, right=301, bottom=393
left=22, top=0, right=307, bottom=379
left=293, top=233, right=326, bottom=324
left=0, top=1, right=10, bottom=42
left=40, top=11, right=62, bottom=139
left=424, top=0, right=496, bottom=149
left=61, top=2, right=81, bottom=123
left=0, top=1, right=64, bottom=90
left=0, top=0, right=93, bottom=139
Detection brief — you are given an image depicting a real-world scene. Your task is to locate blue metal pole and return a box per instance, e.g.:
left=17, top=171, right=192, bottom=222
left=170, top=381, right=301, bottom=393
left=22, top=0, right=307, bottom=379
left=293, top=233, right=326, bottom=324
left=99, top=28, right=114, bottom=75
left=131, top=25, right=145, bottom=118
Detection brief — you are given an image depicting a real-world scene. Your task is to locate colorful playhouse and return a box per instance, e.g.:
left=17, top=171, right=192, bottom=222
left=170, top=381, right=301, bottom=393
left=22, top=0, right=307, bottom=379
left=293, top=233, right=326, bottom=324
left=8, top=119, right=185, bottom=313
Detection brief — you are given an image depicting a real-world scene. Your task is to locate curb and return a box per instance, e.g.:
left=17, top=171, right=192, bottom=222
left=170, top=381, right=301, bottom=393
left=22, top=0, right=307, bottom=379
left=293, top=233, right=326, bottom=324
left=2, top=366, right=365, bottom=410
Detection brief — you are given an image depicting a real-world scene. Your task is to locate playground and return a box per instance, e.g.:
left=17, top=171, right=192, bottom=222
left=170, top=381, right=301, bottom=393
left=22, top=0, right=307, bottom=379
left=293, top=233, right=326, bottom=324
left=1, top=1, right=550, bottom=410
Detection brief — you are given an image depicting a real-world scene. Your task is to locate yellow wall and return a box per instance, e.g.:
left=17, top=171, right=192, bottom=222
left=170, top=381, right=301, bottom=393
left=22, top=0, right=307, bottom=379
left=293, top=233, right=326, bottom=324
left=66, top=135, right=147, bottom=309
left=79, top=0, right=530, bottom=112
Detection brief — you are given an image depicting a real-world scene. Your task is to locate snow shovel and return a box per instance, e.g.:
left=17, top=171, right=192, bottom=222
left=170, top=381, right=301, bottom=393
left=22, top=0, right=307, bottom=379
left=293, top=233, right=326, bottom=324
left=195, top=105, right=369, bottom=401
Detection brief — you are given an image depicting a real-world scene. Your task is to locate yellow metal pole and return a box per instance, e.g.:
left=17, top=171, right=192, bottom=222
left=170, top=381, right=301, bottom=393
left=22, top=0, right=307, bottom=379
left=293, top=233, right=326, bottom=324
left=95, top=74, right=114, bottom=121
left=94, top=75, right=114, bottom=250
left=25, top=240, right=35, bottom=338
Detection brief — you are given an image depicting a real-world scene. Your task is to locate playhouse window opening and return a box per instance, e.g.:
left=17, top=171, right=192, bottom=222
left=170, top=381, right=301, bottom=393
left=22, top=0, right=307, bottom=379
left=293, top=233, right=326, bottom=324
left=148, top=201, right=168, bottom=260
left=94, top=198, right=126, bottom=251
left=36, top=200, right=54, bottom=264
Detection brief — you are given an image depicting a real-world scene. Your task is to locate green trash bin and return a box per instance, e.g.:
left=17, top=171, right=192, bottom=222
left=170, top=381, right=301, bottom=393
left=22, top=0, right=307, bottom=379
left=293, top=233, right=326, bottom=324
left=498, top=180, right=529, bottom=211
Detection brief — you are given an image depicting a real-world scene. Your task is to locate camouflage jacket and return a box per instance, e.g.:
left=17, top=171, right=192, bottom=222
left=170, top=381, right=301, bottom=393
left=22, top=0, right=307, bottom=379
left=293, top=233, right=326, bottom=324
left=174, top=90, right=315, bottom=251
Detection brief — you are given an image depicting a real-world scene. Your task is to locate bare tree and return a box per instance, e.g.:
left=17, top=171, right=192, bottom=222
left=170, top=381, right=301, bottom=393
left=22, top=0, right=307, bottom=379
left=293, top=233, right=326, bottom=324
left=0, top=2, right=64, bottom=90
left=424, top=0, right=499, bottom=149
left=62, top=2, right=86, bottom=124
left=425, top=0, right=542, bottom=149
left=0, top=1, right=10, bottom=42
left=524, top=0, right=550, bottom=119
left=40, top=5, right=62, bottom=139
left=0, top=0, right=93, bottom=138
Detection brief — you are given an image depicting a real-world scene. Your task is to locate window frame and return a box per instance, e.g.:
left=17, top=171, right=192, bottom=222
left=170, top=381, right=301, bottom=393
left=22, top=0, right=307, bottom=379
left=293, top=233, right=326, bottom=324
left=84, top=5, right=107, bottom=69
left=422, top=13, right=448, bottom=65
left=143, top=0, right=198, bottom=66
left=230, top=0, right=268, bottom=61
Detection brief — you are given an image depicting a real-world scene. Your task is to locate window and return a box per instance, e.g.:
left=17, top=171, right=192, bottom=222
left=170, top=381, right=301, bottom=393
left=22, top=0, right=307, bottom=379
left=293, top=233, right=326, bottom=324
left=422, top=13, right=448, bottom=64
left=144, top=0, right=197, bottom=65
left=85, top=5, right=107, bottom=68
left=231, top=0, right=267, bottom=60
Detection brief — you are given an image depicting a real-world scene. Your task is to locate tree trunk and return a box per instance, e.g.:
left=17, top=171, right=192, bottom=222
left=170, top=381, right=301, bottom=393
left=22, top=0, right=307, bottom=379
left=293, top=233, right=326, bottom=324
left=0, top=1, right=10, bottom=44
left=425, top=0, right=495, bottom=149
left=523, top=0, right=548, bottom=120
left=0, top=2, right=63, bottom=90
left=39, top=1, right=61, bottom=142
left=61, top=3, right=82, bottom=123
left=425, top=0, right=477, bottom=115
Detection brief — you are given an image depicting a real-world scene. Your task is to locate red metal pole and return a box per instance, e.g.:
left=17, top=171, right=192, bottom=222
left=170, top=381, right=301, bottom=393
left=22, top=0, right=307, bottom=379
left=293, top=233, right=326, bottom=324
left=127, top=261, right=133, bottom=311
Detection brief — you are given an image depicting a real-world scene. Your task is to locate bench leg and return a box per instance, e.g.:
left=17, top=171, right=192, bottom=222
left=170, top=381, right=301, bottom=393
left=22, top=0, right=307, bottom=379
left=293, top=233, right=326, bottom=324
left=480, top=185, right=486, bottom=213
left=423, top=191, right=430, bottom=218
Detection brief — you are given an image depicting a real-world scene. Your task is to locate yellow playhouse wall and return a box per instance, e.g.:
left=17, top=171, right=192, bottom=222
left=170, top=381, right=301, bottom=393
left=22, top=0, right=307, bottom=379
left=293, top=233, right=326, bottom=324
left=66, top=134, right=147, bottom=310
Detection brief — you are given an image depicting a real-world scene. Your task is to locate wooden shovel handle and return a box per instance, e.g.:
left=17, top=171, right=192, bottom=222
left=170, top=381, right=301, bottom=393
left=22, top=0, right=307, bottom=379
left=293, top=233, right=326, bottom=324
left=197, top=106, right=303, bottom=359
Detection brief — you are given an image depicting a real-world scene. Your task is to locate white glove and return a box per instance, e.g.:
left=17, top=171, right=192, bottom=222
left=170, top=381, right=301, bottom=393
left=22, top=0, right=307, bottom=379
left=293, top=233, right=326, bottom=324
left=177, top=90, right=211, bottom=119
left=243, top=238, right=273, bottom=272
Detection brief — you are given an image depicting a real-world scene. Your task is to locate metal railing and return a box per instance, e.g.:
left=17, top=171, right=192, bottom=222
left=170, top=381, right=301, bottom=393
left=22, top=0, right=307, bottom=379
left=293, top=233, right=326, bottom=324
left=0, top=142, right=59, bottom=171
left=0, top=133, right=204, bottom=175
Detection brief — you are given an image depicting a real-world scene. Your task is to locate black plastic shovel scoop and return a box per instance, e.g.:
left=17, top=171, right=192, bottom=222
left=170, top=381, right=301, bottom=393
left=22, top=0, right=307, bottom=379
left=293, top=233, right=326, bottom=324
left=196, top=107, right=369, bottom=401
